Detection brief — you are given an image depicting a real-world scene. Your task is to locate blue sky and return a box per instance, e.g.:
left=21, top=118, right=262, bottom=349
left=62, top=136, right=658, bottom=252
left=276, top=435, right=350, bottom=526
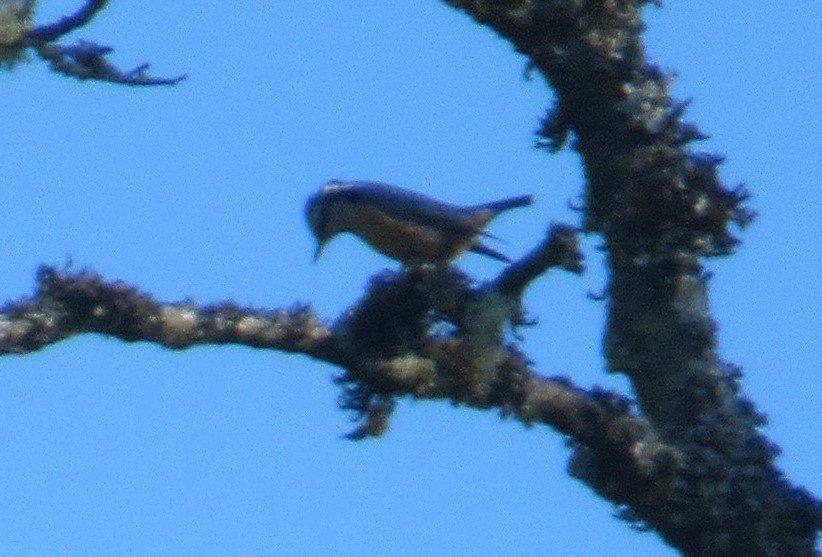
left=2, top=2, right=819, bottom=555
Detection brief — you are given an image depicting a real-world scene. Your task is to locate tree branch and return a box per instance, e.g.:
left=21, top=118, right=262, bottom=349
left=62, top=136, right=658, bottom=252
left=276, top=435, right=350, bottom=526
left=441, top=0, right=819, bottom=555
left=0, top=246, right=694, bottom=531
left=0, top=0, right=184, bottom=85
left=34, top=40, right=186, bottom=86
left=0, top=266, right=334, bottom=358
left=4, top=2, right=819, bottom=554
left=9, top=236, right=812, bottom=554
left=25, top=0, right=107, bottom=43
left=496, top=222, right=583, bottom=297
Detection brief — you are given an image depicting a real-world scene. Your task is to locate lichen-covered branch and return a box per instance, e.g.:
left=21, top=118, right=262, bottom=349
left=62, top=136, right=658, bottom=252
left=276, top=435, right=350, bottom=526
left=440, top=0, right=820, bottom=555
left=0, top=266, right=335, bottom=357
left=0, top=236, right=704, bottom=531
left=4, top=1, right=819, bottom=554
left=0, top=229, right=665, bottom=488
left=0, top=0, right=184, bottom=85
left=496, top=222, right=583, bottom=297
left=0, top=0, right=34, bottom=68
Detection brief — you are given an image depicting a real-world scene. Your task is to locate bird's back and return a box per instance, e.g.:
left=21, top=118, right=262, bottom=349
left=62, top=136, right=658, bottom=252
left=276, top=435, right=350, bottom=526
left=314, top=180, right=532, bottom=264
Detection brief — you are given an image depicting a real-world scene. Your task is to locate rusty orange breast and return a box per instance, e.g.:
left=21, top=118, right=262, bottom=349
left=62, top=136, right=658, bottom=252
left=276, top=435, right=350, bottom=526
left=345, top=205, right=476, bottom=264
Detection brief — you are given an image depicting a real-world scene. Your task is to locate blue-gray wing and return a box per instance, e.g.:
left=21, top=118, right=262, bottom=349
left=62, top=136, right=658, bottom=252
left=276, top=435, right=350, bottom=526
left=324, top=180, right=479, bottom=235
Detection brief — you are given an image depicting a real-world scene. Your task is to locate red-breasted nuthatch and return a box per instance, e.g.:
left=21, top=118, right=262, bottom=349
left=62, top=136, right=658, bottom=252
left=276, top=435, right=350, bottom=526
left=306, top=180, right=533, bottom=265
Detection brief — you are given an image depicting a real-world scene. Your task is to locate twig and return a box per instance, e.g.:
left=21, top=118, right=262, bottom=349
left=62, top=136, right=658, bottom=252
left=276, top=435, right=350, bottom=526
left=25, top=0, right=108, bottom=43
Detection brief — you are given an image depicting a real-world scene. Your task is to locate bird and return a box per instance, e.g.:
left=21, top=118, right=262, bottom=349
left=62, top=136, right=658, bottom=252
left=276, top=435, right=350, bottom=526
left=305, top=180, right=533, bottom=265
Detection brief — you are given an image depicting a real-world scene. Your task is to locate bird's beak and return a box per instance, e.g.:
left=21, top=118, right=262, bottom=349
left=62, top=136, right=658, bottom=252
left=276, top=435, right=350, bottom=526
left=313, top=241, right=326, bottom=262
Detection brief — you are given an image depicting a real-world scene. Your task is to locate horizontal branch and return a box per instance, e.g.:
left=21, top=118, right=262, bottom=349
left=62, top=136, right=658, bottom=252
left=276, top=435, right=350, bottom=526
left=0, top=266, right=334, bottom=358
left=34, top=41, right=186, bottom=86
left=0, top=263, right=681, bottom=523
left=0, top=228, right=687, bottom=523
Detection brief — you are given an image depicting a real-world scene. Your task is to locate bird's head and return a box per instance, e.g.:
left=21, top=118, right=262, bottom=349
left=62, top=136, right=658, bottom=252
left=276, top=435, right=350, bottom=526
left=305, top=180, right=351, bottom=261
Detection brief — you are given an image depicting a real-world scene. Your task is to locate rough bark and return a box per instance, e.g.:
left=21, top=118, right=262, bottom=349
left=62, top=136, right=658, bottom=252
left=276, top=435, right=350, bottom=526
left=439, top=1, right=819, bottom=555
left=1, top=2, right=819, bottom=555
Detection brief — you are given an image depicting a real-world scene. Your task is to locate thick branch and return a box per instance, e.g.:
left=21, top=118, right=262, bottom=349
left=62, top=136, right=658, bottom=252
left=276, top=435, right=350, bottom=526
left=0, top=266, right=334, bottom=358
left=441, top=0, right=819, bottom=555
left=2, top=218, right=818, bottom=555
left=1, top=264, right=687, bottom=527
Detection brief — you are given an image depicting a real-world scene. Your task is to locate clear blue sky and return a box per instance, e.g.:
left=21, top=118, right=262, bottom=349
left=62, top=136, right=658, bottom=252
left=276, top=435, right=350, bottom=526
left=3, top=2, right=819, bottom=555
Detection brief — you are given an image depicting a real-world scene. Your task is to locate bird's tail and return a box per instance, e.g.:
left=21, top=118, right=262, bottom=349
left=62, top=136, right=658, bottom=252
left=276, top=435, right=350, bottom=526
left=470, top=242, right=512, bottom=263
left=475, top=194, right=534, bottom=214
